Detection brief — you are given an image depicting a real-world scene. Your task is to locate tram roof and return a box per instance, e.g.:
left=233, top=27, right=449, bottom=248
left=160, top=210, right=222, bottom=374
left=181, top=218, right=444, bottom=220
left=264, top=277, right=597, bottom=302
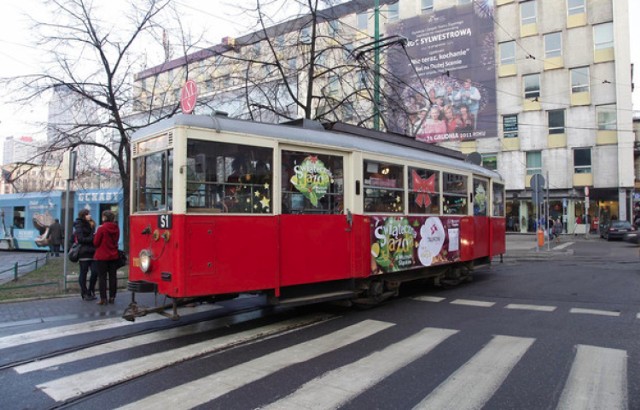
left=132, top=114, right=502, bottom=181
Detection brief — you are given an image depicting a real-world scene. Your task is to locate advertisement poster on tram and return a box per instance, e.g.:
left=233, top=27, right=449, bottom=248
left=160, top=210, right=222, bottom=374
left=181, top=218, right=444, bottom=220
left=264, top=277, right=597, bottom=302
left=370, top=216, right=461, bottom=274
left=385, top=1, right=497, bottom=143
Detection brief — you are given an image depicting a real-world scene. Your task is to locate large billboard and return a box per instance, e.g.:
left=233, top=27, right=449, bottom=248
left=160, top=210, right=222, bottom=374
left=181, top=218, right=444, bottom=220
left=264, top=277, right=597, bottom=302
left=387, top=1, right=496, bottom=143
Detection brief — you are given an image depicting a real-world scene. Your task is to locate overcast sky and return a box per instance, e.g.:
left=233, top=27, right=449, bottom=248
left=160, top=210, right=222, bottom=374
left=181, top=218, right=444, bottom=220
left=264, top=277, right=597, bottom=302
left=0, top=0, right=638, bottom=141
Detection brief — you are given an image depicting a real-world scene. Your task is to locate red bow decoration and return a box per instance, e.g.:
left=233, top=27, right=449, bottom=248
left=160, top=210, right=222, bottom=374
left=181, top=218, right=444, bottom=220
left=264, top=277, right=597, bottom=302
left=412, top=170, right=435, bottom=208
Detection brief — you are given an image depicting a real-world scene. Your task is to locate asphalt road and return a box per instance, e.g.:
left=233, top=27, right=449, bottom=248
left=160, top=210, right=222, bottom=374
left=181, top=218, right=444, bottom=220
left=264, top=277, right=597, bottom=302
left=0, top=236, right=638, bottom=409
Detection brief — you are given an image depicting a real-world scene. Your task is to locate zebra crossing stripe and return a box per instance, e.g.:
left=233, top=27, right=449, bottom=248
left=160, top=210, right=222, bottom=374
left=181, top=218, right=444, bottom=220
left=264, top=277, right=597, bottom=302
left=413, top=335, right=535, bottom=410
left=413, top=296, right=445, bottom=303
left=116, top=319, right=394, bottom=410
left=556, top=345, right=627, bottom=410
left=262, top=327, right=458, bottom=410
left=18, top=309, right=324, bottom=374
left=0, top=304, right=220, bottom=350
left=40, top=319, right=393, bottom=404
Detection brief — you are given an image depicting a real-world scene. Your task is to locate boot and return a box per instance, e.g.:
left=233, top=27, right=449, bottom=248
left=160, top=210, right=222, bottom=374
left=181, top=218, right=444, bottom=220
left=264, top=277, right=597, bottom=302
left=96, top=299, right=107, bottom=305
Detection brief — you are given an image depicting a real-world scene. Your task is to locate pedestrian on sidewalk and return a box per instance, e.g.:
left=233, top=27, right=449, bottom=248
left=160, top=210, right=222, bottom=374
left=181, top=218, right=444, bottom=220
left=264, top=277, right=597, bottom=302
left=47, top=219, right=63, bottom=257
left=93, top=210, right=120, bottom=306
left=73, top=209, right=97, bottom=301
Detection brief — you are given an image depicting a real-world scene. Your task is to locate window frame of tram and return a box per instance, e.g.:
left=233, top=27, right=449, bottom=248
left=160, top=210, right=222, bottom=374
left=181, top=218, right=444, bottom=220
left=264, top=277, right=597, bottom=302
left=442, top=172, right=468, bottom=215
left=408, top=167, right=440, bottom=215
left=363, top=161, right=405, bottom=213
left=493, top=182, right=505, bottom=217
left=281, top=150, right=344, bottom=215
left=134, top=150, right=173, bottom=212
left=184, top=140, right=273, bottom=214
left=472, top=178, right=488, bottom=216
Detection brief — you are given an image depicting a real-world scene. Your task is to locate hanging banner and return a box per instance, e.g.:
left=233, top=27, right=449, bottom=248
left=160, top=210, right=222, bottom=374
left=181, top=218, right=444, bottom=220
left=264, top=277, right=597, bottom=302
left=386, top=2, right=497, bottom=143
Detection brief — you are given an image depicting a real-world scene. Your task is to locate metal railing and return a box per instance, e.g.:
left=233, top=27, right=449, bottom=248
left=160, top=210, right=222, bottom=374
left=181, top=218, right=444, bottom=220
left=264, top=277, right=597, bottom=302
left=0, top=254, right=57, bottom=291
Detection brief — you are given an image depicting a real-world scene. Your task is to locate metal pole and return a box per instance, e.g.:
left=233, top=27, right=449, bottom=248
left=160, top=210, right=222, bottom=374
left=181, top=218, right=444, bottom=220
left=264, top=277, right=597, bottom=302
left=63, top=179, right=71, bottom=291
left=373, top=0, right=380, bottom=131
left=546, top=171, right=550, bottom=250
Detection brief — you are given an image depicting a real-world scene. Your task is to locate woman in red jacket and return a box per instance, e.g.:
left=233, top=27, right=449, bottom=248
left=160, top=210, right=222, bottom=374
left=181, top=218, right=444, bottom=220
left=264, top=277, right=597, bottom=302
left=93, top=210, right=120, bottom=305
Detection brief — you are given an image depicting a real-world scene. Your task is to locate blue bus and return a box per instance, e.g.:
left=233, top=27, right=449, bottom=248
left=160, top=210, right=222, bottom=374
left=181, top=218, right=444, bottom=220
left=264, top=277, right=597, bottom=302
left=0, top=188, right=124, bottom=251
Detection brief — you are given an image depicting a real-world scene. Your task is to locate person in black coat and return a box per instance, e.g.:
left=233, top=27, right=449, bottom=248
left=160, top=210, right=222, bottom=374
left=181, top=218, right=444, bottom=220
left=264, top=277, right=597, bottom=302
left=73, top=209, right=98, bottom=301
left=47, top=219, right=64, bottom=256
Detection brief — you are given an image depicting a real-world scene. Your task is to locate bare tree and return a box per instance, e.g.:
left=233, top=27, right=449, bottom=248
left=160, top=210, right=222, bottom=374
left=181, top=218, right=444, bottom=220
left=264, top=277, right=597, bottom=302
left=195, top=0, right=420, bottom=130
left=1, top=0, right=201, bottom=247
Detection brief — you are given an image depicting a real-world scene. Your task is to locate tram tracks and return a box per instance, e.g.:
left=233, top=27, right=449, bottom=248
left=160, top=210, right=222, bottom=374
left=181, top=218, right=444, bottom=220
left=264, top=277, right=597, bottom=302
left=0, top=303, right=337, bottom=374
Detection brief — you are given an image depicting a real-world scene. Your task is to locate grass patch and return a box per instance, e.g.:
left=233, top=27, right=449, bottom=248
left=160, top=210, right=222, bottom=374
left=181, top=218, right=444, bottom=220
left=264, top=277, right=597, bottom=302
left=0, top=257, right=129, bottom=302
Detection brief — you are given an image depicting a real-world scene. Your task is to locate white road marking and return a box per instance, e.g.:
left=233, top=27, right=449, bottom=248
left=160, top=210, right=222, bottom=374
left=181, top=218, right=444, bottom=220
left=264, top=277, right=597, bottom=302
left=556, top=345, right=628, bottom=410
left=262, top=327, right=458, bottom=410
left=451, top=299, right=495, bottom=308
left=413, top=296, right=446, bottom=303
left=413, top=335, right=535, bottom=410
left=505, top=304, right=556, bottom=312
left=40, top=319, right=393, bottom=404
left=554, top=242, right=573, bottom=250
left=570, top=308, right=620, bottom=317
left=18, top=312, right=332, bottom=374
left=0, top=304, right=220, bottom=350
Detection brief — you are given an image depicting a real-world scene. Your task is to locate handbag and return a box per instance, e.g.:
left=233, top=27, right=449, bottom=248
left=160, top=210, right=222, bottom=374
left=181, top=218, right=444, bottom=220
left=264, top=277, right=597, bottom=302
left=116, top=250, right=127, bottom=269
left=68, top=242, right=81, bottom=263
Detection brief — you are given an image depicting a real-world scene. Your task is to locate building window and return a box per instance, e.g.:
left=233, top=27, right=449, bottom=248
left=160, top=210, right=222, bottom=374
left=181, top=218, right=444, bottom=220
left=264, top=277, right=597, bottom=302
left=500, top=41, right=516, bottom=65
left=421, top=0, right=434, bottom=12
left=570, top=67, right=589, bottom=93
left=574, top=148, right=591, bottom=173
left=523, top=74, right=540, bottom=99
left=544, top=32, right=562, bottom=58
left=357, top=12, right=368, bottom=30
left=327, top=74, right=339, bottom=94
left=548, top=109, right=565, bottom=134
left=503, top=114, right=518, bottom=138
left=526, top=151, right=542, bottom=175
left=596, top=104, right=617, bottom=130
left=594, top=22, right=613, bottom=50
left=300, top=27, right=311, bottom=44
left=458, top=0, right=472, bottom=4
left=482, top=154, right=497, bottom=171
left=328, top=20, right=340, bottom=36
left=357, top=70, right=367, bottom=89
left=567, top=0, right=585, bottom=15
left=387, top=3, right=399, bottom=21
left=520, top=1, right=537, bottom=26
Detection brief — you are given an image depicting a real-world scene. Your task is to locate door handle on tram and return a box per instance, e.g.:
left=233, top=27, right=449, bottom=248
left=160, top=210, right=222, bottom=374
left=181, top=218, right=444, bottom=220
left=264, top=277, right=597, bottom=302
left=346, top=209, right=353, bottom=231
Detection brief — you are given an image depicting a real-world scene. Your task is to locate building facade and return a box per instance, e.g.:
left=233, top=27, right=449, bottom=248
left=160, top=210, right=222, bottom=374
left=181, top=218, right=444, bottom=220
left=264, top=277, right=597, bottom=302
left=132, top=0, right=635, bottom=234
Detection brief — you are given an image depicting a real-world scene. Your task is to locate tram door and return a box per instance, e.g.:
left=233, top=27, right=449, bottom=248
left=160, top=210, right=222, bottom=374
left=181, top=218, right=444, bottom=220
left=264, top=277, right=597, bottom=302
left=279, top=149, right=351, bottom=286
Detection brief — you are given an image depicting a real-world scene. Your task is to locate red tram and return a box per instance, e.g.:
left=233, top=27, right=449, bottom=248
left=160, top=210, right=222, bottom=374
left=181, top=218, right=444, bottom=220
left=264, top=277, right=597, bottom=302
left=125, top=114, right=505, bottom=319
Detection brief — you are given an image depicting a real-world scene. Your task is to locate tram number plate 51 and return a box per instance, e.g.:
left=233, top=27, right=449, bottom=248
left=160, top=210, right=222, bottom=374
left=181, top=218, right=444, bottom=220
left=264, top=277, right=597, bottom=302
left=158, top=214, right=172, bottom=229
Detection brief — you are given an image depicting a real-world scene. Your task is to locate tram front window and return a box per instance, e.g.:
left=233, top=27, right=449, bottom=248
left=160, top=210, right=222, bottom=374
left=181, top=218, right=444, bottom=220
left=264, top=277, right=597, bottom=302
left=134, top=150, right=173, bottom=212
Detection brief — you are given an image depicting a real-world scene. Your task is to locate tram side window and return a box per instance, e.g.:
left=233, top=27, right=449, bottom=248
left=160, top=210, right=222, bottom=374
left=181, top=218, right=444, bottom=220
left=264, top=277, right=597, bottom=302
left=363, top=161, right=404, bottom=213
left=473, top=178, right=488, bottom=216
left=281, top=151, right=343, bottom=214
left=186, top=140, right=273, bottom=214
left=12, top=207, right=25, bottom=229
left=134, top=150, right=173, bottom=212
left=493, top=182, right=505, bottom=216
left=409, top=167, right=440, bottom=214
left=442, top=172, right=468, bottom=215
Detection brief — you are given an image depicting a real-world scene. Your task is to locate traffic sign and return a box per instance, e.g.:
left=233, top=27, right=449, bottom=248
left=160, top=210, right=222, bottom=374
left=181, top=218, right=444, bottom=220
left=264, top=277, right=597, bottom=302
left=530, top=173, right=545, bottom=205
left=180, top=80, right=198, bottom=114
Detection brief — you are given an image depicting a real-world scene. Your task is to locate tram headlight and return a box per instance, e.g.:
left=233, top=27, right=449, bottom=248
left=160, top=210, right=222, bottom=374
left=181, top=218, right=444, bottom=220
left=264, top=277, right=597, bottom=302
left=139, top=249, right=152, bottom=273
